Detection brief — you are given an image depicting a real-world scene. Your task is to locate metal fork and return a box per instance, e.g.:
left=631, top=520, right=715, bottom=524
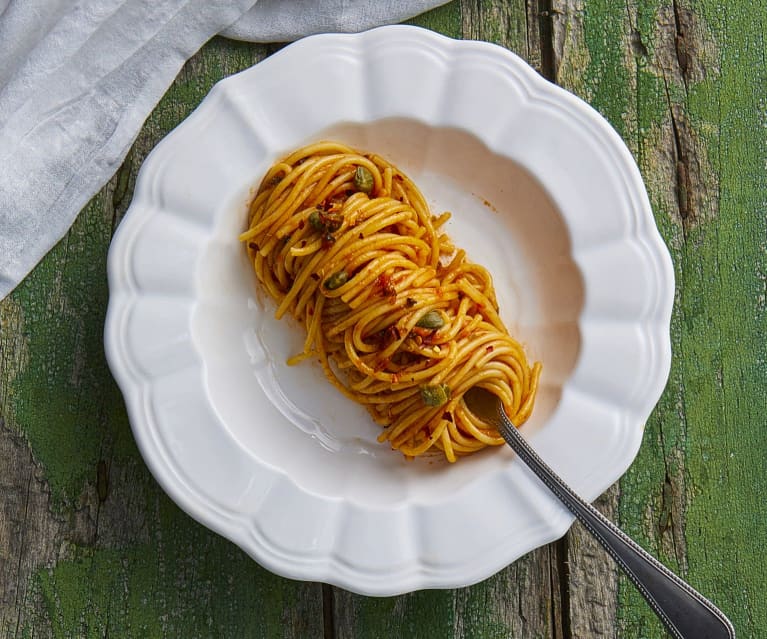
left=463, top=387, right=736, bottom=639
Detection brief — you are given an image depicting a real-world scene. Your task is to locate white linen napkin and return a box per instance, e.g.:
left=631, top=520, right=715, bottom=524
left=0, top=0, right=446, bottom=300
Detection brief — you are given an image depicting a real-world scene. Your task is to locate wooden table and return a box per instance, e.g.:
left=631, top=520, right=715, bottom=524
left=1, top=2, right=764, bottom=636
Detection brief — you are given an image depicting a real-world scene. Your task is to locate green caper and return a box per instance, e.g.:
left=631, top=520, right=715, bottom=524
left=323, top=270, right=348, bottom=290
left=309, top=209, right=343, bottom=233
left=354, top=166, right=374, bottom=194
left=415, top=310, right=445, bottom=330
left=420, top=383, right=451, bottom=407
left=308, top=209, right=324, bottom=231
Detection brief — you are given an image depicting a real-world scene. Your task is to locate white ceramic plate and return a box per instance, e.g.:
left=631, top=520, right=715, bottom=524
left=105, top=25, right=674, bottom=596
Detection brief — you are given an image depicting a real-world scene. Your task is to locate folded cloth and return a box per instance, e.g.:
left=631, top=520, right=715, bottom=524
left=0, top=0, right=447, bottom=300
left=223, top=0, right=448, bottom=42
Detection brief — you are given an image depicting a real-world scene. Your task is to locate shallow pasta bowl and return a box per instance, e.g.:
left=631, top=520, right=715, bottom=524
left=105, top=25, right=674, bottom=596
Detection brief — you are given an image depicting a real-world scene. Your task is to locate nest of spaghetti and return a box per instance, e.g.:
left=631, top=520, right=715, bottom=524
left=241, top=141, right=541, bottom=462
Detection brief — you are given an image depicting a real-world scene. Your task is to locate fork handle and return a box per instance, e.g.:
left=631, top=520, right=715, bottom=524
left=497, top=412, right=735, bottom=639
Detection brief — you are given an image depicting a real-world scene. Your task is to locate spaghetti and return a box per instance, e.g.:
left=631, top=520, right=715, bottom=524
left=240, top=141, right=541, bottom=462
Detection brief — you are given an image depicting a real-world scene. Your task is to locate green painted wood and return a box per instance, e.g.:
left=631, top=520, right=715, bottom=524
left=554, top=0, right=767, bottom=637
left=2, top=1, right=763, bottom=637
left=0, top=38, right=323, bottom=639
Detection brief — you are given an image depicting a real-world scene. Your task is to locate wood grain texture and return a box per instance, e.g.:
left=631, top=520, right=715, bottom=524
left=2, top=1, right=763, bottom=637
left=0, top=39, right=323, bottom=639
left=332, top=545, right=565, bottom=639
left=553, top=1, right=767, bottom=637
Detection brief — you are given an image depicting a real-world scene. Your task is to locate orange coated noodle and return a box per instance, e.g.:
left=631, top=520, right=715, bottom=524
left=240, top=141, right=541, bottom=462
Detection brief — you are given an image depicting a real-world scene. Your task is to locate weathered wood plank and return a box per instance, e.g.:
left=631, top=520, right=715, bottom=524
left=548, top=4, right=623, bottom=635
left=673, top=2, right=767, bottom=635
left=459, top=0, right=543, bottom=71
left=0, top=38, right=323, bottom=638
left=331, top=2, right=569, bottom=637
left=333, top=545, right=564, bottom=639
left=553, top=1, right=767, bottom=637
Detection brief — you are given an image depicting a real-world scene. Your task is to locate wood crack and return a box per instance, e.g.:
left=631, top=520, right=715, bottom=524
left=11, top=429, right=34, bottom=639
left=110, top=145, right=134, bottom=236
left=322, top=582, right=335, bottom=639
left=663, top=76, right=692, bottom=240
left=538, top=0, right=557, bottom=81
left=555, top=538, right=571, bottom=639
left=671, top=0, right=690, bottom=91
left=94, top=397, right=114, bottom=546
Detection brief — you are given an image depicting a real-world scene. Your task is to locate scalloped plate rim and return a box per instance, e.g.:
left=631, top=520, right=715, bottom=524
left=105, top=25, right=674, bottom=596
